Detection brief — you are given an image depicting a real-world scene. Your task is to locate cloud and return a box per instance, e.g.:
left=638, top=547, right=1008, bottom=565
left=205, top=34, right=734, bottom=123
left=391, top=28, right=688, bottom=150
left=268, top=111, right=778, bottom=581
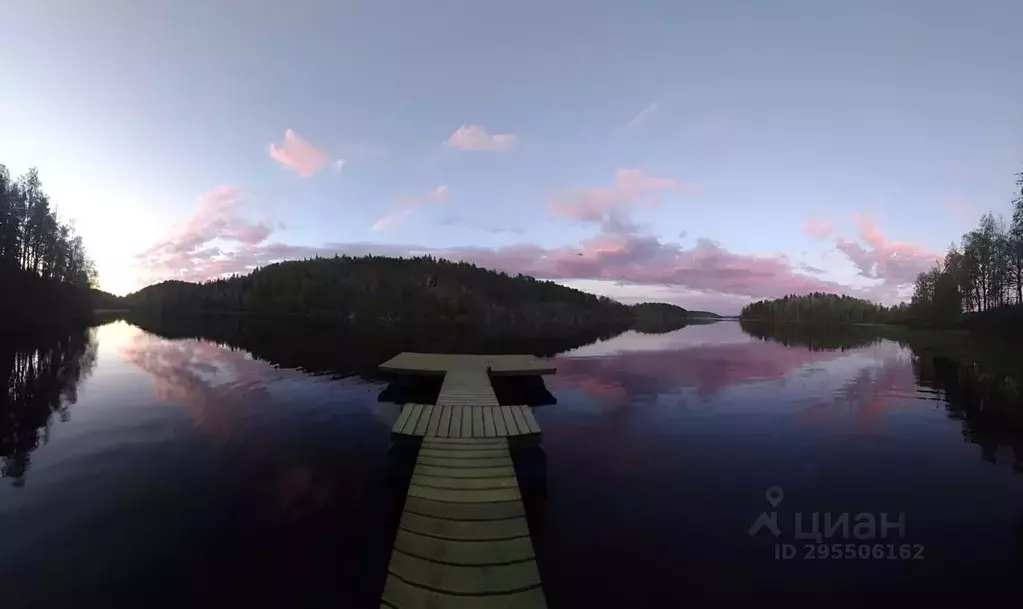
left=803, top=218, right=835, bottom=240
left=834, top=214, right=941, bottom=289
left=268, top=129, right=329, bottom=177
left=135, top=185, right=275, bottom=282
left=549, top=169, right=701, bottom=233
left=135, top=182, right=938, bottom=311
left=444, top=124, right=518, bottom=152
left=333, top=159, right=346, bottom=172
left=372, top=185, right=450, bottom=231
left=429, top=185, right=450, bottom=202
left=625, top=102, right=659, bottom=131
left=372, top=209, right=414, bottom=231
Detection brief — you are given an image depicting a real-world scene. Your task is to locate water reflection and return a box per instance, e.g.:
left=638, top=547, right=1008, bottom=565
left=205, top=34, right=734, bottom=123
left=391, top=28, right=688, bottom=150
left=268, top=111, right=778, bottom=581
left=553, top=323, right=878, bottom=408
left=741, top=321, right=1023, bottom=473
left=916, top=354, right=1023, bottom=473
left=0, top=330, right=97, bottom=484
left=123, top=312, right=624, bottom=378
left=119, top=332, right=293, bottom=441
left=5, top=318, right=1023, bottom=606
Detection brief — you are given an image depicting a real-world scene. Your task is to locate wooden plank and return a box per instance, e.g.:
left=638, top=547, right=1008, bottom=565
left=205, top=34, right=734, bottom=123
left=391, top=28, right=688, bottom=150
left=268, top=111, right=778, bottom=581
left=393, top=404, right=415, bottom=435
left=419, top=448, right=509, bottom=460
left=482, top=407, right=497, bottom=438
left=517, top=406, right=542, bottom=435
left=400, top=512, right=530, bottom=541
left=471, top=407, right=484, bottom=439
left=461, top=407, right=473, bottom=438
left=493, top=406, right=508, bottom=437
left=382, top=575, right=547, bottom=609
left=421, top=439, right=505, bottom=450
left=414, top=404, right=434, bottom=436
left=408, top=485, right=520, bottom=504
left=426, top=404, right=443, bottom=437
left=402, top=497, right=525, bottom=521
left=411, top=474, right=519, bottom=491
left=510, top=406, right=530, bottom=437
left=448, top=405, right=462, bottom=438
left=436, top=405, right=452, bottom=439
left=425, top=436, right=499, bottom=445
left=393, top=529, right=535, bottom=566
left=387, top=551, right=541, bottom=594
left=417, top=456, right=513, bottom=469
left=402, top=404, right=425, bottom=435
left=501, top=407, right=520, bottom=436
left=415, top=465, right=516, bottom=479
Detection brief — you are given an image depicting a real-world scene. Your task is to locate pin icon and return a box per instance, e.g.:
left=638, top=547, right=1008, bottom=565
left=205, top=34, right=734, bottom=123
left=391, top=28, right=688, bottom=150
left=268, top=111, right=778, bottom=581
left=765, top=486, right=784, bottom=508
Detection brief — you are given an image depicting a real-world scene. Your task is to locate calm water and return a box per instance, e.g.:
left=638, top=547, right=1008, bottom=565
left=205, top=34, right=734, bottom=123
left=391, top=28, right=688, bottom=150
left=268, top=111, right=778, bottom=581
left=2, top=319, right=1023, bottom=608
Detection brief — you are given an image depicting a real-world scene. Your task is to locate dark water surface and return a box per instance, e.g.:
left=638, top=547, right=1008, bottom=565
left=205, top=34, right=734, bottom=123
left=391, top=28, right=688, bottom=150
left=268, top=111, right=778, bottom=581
left=3, top=319, right=1023, bottom=608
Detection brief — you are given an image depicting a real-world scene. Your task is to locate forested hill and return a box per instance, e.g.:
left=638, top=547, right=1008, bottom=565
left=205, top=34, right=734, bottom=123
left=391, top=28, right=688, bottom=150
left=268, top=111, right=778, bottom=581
left=739, top=292, right=907, bottom=324
left=123, top=255, right=634, bottom=329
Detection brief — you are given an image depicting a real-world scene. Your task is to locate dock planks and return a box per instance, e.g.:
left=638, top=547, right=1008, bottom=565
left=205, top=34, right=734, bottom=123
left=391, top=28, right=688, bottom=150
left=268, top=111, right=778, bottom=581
left=382, top=438, right=547, bottom=609
left=437, top=370, right=500, bottom=407
left=393, top=405, right=541, bottom=440
left=380, top=353, right=554, bottom=608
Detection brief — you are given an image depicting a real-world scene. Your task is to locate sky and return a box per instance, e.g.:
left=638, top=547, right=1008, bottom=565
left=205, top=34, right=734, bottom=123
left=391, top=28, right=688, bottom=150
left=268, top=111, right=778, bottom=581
left=1, top=0, right=1021, bottom=314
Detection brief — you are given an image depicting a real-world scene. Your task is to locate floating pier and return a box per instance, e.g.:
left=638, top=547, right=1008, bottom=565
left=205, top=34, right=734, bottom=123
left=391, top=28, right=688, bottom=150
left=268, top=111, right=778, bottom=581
left=378, top=353, right=555, bottom=609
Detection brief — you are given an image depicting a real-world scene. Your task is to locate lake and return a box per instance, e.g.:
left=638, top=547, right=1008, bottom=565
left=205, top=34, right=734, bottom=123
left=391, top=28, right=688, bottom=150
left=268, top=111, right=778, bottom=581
left=2, top=318, right=1023, bottom=608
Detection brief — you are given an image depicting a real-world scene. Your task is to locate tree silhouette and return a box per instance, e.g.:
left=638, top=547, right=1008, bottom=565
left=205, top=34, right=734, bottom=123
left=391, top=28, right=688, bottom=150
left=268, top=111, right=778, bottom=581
left=0, top=163, right=97, bottom=325
left=0, top=330, right=98, bottom=484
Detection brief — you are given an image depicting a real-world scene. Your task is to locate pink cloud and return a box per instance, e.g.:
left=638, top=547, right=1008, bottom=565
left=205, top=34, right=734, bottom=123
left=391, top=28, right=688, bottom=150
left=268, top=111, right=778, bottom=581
left=429, top=185, right=450, bottom=202
left=549, top=169, right=701, bottom=232
left=444, top=125, right=518, bottom=152
left=803, top=218, right=835, bottom=239
left=371, top=185, right=450, bottom=231
left=834, top=214, right=942, bottom=289
left=372, top=208, right=413, bottom=231
left=268, top=129, right=329, bottom=177
left=136, top=185, right=275, bottom=282
left=135, top=181, right=939, bottom=311
left=625, top=102, right=659, bottom=130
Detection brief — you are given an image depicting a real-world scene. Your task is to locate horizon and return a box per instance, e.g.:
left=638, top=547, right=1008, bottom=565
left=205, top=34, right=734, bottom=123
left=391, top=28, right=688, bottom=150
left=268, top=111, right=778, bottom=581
left=3, top=1, right=1021, bottom=316
left=112, top=253, right=906, bottom=316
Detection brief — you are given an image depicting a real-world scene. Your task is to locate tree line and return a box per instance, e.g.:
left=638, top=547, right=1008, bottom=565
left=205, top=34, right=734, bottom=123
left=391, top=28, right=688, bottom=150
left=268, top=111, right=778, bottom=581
left=124, top=255, right=636, bottom=330
left=0, top=163, right=97, bottom=326
left=739, top=292, right=909, bottom=324
left=741, top=171, right=1023, bottom=328
left=909, top=172, right=1023, bottom=326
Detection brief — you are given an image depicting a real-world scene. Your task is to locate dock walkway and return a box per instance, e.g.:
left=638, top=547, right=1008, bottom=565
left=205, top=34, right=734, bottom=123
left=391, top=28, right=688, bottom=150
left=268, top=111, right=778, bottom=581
left=378, top=354, right=555, bottom=609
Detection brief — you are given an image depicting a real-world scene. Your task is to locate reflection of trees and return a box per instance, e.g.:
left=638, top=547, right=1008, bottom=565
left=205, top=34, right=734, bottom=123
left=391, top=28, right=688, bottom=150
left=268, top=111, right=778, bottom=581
left=739, top=321, right=1023, bottom=469
left=123, top=312, right=622, bottom=379
left=914, top=354, right=1023, bottom=473
left=739, top=320, right=908, bottom=351
left=0, top=330, right=97, bottom=483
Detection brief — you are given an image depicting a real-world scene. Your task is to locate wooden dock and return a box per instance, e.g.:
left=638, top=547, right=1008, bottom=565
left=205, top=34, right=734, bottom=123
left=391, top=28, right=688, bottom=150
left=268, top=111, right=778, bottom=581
left=379, top=353, right=557, bottom=377
left=379, top=354, right=555, bottom=609
left=381, top=438, right=546, bottom=609
left=392, top=404, right=542, bottom=439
